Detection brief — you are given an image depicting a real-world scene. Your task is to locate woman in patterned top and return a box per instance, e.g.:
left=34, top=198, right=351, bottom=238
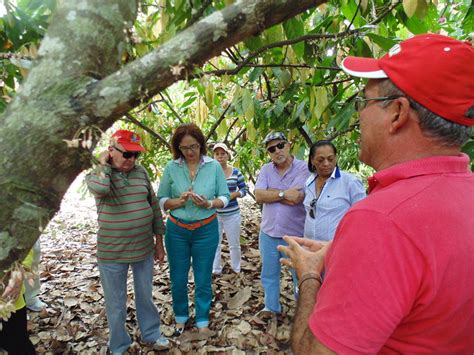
left=211, top=142, right=248, bottom=275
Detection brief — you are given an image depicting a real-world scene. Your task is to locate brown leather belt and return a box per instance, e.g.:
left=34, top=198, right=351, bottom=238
left=168, top=214, right=217, bottom=231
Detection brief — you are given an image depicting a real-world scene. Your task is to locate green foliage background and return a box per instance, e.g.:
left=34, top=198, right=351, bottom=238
left=1, top=0, right=473, bottom=181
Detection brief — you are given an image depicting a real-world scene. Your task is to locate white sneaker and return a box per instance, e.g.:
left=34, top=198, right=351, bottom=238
left=27, top=298, right=47, bottom=312
left=152, top=335, right=170, bottom=350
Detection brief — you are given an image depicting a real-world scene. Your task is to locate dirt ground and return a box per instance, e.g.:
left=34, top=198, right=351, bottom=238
left=26, top=175, right=297, bottom=354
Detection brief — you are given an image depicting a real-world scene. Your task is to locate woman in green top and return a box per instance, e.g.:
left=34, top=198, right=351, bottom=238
left=158, top=123, right=230, bottom=336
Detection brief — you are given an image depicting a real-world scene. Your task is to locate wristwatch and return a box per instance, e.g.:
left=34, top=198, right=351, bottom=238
left=278, top=190, right=285, bottom=199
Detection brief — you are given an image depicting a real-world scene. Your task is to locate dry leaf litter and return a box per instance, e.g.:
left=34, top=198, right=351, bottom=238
left=21, top=176, right=297, bottom=354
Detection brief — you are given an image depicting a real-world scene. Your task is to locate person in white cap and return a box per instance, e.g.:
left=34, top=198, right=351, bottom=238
left=211, top=142, right=248, bottom=275
left=279, top=34, right=474, bottom=353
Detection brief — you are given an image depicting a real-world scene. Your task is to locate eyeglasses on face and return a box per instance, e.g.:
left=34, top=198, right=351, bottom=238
left=113, top=146, right=140, bottom=159
left=179, top=143, right=200, bottom=152
left=267, top=141, right=287, bottom=154
left=309, top=198, right=317, bottom=219
left=354, top=94, right=404, bottom=112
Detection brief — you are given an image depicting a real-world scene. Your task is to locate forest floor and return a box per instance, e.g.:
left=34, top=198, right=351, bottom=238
left=26, top=176, right=297, bottom=354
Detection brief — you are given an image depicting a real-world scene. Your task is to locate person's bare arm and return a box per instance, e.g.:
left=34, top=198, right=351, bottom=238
left=255, top=188, right=281, bottom=203
left=255, top=187, right=303, bottom=205
left=278, top=237, right=335, bottom=354
left=291, top=277, right=335, bottom=354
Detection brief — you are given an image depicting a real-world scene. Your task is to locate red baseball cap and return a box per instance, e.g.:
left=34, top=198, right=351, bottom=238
left=341, top=34, right=474, bottom=126
left=112, top=130, right=146, bottom=152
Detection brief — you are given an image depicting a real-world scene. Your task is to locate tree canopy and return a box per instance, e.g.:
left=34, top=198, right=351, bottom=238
left=0, top=0, right=473, bottom=272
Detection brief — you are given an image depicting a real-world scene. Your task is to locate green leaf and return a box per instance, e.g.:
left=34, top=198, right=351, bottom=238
left=244, top=36, right=263, bottom=51
left=327, top=101, right=356, bottom=131
left=403, top=0, right=419, bottom=18
left=283, top=17, right=305, bottom=58
left=404, top=14, right=429, bottom=34
left=248, top=67, right=263, bottom=82
left=461, top=3, right=474, bottom=34
left=461, top=140, right=474, bottom=163
left=242, top=89, right=254, bottom=120
left=263, top=24, right=284, bottom=45
left=340, top=0, right=364, bottom=27
left=366, top=33, right=398, bottom=51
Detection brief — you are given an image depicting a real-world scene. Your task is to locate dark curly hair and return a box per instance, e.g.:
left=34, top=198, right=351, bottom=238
left=171, top=123, right=207, bottom=160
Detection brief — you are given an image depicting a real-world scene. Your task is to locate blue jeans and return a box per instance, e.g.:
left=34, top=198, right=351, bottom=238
left=259, top=231, right=297, bottom=313
left=165, top=217, right=218, bottom=328
left=98, top=254, right=162, bottom=353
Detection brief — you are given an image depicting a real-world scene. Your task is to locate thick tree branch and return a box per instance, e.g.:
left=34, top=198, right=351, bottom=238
left=196, top=1, right=401, bottom=79
left=0, top=0, right=138, bottom=273
left=79, top=0, right=328, bottom=125
left=1, top=0, right=330, bottom=272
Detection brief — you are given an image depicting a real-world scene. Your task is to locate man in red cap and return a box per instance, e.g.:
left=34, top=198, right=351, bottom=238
left=279, top=34, right=474, bottom=353
left=86, top=130, right=169, bottom=353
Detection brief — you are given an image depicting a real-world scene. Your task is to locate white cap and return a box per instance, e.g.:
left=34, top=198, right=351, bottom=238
left=212, top=142, right=232, bottom=159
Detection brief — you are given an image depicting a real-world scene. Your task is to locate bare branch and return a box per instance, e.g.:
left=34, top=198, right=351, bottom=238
left=297, top=126, right=313, bottom=146
left=346, top=0, right=362, bottom=31
left=262, top=71, right=273, bottom=103
left=186, top=0, right=213, bottom=28
left=159, top=92, right=184, bottom=123
left=231, top=127, right=246, bottom=146
left=134, top=99, right=164, bottom=114
left=205, top=104, right=233, bottom=142
left=124, top=113, right=171, bottom=150
left=224, top=116, right=240, bottom=143
left=0, top=52, right=32, bottom=60
left=326, top=122, right=359, bottom=141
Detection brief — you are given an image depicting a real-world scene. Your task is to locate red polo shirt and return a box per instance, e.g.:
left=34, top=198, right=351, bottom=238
left=310, top=154, right=474, bottom=354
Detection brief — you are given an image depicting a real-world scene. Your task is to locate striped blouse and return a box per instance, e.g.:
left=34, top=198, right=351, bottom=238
left=86, top=164, right=165, bottom=263
left=217, top=167, right=248, bottom=216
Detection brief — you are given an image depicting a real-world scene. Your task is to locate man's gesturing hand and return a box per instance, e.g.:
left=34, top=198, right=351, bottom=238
left=277, top=236, right=330, bottom=279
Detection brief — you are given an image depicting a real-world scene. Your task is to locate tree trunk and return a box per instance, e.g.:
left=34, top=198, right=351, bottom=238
left=0, top=0, right=326, bottom=273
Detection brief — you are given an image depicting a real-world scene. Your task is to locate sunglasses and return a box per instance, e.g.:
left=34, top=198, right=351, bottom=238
left=113, top=146, right=140, bottom=159
left=267, top=141, right=287, bottom=154
left=309, top=198, right=318, bottom=219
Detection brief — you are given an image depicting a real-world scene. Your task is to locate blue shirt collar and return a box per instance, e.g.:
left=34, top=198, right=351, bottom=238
left=307, top=166, right=341, bottom=186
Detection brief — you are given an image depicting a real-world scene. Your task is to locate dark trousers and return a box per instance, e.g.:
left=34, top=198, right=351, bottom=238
left=0, top=306, right=35, bottom=355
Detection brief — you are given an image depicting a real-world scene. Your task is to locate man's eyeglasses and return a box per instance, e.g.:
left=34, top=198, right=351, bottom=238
left=354, top=95, right=404, bottom=112
left=113, top=146, right=140, bottom=159
left=309, top=198, right=317, bottom=219
left=267, top=142, right=287, bottom=154
left=179, top=144, right=200, bottom=152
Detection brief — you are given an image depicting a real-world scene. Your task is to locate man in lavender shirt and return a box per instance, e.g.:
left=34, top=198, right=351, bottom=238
left=255, top=132, right=310, bottom=315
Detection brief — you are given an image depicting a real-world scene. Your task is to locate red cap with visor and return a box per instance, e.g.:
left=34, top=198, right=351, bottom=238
left=341, top=34, right=474, bottom=126
left=112, top=130, right=146, bottom=152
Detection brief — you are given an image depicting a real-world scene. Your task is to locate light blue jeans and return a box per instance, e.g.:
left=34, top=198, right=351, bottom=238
left=165, top=217, right=218, bottom=328
left=98, top=254, right=162, bottom=353
left=259, top=231, right=298, bottom=313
